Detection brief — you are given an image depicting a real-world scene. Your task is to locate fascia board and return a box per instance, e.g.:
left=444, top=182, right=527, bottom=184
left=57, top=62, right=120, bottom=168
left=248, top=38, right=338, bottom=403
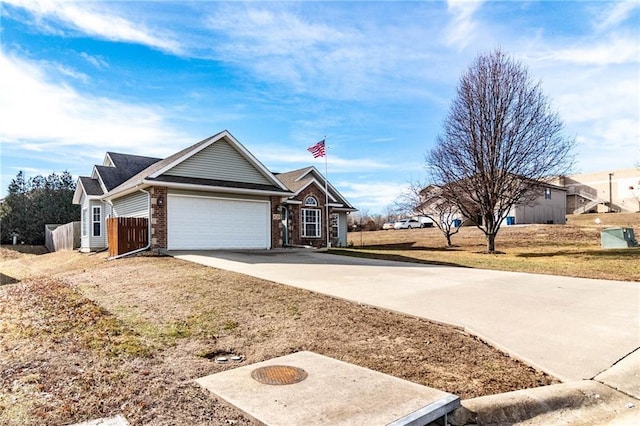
left=103, top=153, right=115, bottom=167
left=103, top=184, right=151, bottom=202
left=292, top=165, right=355, bottom=209
left=72, top=181, right=85, bottom=204
left=141, top=179, right=293, bottom=197
left=293, top=167, right=316, bottom=182
left=92, top=166, right=109, bottom=195
left=293, top=179, right=338, bottom=203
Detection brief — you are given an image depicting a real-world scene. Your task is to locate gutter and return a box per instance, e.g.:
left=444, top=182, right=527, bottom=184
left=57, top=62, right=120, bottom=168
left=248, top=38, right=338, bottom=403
left=108, top=186, right=152, bottom=260
left=141, top=179, right=293, bottom=197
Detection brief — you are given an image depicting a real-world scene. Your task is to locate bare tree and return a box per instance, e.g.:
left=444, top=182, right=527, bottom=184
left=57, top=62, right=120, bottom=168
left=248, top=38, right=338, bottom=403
left=396, top=182, right=461, bottom=246
left=428, top=49, right=574, bottom=252
left=383, top=204, right=399, bottom=223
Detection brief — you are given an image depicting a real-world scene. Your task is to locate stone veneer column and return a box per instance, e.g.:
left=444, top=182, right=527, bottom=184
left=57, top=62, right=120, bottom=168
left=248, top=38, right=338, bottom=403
left=270, top=196, right=283, bottom=248
left=150, top=186, right=168, bottom=249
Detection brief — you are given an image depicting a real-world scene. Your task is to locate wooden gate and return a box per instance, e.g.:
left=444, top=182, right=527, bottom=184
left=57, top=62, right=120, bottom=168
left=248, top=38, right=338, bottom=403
left=107, top=217, right=148, bottom=257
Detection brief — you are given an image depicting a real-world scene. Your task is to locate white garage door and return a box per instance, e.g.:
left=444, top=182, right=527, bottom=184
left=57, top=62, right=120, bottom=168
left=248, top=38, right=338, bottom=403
left=167, top=195, right=270, bottom=250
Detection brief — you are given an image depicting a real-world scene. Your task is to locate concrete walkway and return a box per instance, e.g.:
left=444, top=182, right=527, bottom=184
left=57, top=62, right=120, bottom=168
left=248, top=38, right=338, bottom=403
left=171, top=250, right=640, bottom=388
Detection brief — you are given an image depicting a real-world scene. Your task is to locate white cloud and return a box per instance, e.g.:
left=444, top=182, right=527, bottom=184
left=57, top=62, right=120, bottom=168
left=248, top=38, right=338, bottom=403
left=534, top=36, right=639, bottom=65
left=338, top=181, right=406, bottom=212
left=4, top=0, right=181, bottom=54
left=0, top=51, right=191, bottom=162
left=49, top=61, right=89, bottom=83
left=251, top=145, right=392, bottom=174
left=204, top=4, right=441, bottom=101
left=445, top=0, right=485, bottom=48
left=546, top=70, right=640, bottom=172
left=594, top=0, right=640, bottom=32
left=80, top=52, right=109, bottom=69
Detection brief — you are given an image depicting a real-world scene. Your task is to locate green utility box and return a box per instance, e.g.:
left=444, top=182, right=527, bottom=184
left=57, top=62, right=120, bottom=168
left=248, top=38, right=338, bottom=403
left=601, top=227, right=639, bottom=249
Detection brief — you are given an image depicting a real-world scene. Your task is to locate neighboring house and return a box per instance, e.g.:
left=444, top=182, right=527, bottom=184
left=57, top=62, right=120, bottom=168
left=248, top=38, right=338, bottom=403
left=556, top=168, right=640, bottom=214
left=506, top=183, right=567, bottom=225
left=275, top=167, right=357, bottom=248
left=73, top=130, right=356, bottom=253
left=420, top=180, right=567, bottom=227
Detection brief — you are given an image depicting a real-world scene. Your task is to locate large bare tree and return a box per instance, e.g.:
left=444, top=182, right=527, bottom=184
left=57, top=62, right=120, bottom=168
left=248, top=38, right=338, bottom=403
left=428, top=49, right=574, bottom=252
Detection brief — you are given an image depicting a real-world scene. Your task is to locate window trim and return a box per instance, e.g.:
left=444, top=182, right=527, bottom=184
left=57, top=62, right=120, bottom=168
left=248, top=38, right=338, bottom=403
left=301, top=208, right=321, bottom=238
left=304, top=195, right=318, bottom=206
left=331, top=213, right=339, bottom=239
left=92, top=206, right=102, bottom=237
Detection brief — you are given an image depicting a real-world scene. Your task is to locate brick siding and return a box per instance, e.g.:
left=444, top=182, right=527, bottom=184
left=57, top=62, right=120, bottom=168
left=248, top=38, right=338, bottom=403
left=291, top=184, right=330, bottom=248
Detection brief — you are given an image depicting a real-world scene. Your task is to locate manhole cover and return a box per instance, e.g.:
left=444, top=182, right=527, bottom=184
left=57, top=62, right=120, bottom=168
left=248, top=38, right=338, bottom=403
left=251, top=365, right=308, bottom=385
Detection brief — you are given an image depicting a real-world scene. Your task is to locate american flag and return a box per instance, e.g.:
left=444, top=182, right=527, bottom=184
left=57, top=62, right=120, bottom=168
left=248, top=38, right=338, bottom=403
left=307, top=139, right=326, bottom=158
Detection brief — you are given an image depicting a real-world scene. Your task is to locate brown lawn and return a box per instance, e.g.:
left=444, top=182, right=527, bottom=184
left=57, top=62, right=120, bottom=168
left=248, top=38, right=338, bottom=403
left=341, top=213, right=640, bottom=281
left=1, top=247, right=556, bottom=426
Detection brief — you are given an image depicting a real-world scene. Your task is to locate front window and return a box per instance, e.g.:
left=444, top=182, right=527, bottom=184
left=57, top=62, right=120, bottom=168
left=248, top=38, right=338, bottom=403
left=304, top=195, right=318, bottom=206
left=302, top=208, right=321, bottom=238
left=544, top=188, right=552, bottom=200
left=331, top=213, right=339, bottom=239
left=82, top=208, right=88, bottom=237
left=92, top=206, right=102, bottom=237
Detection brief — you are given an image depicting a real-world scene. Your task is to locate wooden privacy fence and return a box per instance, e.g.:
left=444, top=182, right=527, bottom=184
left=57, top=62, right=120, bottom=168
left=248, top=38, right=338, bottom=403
left=45, top=222, right=80, bottom=252
left=107, top=217, right=149, bottom=258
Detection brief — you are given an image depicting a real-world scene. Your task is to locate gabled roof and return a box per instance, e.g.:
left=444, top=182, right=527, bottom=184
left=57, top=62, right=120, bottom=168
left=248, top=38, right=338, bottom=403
left=72, top=176, right=103, bottom=204
left=275, top=166, right=357, bottom=211
left=93, top=153, right=162, bottom=192
left=104, top=130, right=291, bottom=199
left=275, top=166, right=317, bottom=193
left=105, top=152, right=162, bottom=170
left=79, top=176, right=104, bottom=196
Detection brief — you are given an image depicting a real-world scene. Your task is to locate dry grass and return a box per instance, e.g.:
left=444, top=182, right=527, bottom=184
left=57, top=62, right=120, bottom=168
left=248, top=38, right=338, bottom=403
left=0, top=248, right=556, bottom=425
left=342, top=213, right=640, bottom=281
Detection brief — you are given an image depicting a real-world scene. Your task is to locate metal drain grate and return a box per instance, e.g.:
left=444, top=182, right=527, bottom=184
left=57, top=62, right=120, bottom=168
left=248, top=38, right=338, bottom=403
left=251, top=365, right=308, bottom=385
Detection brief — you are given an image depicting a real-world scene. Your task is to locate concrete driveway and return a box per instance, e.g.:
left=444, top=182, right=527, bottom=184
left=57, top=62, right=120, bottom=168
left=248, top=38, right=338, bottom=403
left=171, top=249, right=639, bottom=388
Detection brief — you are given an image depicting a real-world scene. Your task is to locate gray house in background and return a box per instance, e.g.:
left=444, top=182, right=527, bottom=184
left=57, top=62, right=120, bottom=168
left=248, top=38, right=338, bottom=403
left=72, top=130, right=356, bottom=253
left=507, top=183, right=567, bottom=225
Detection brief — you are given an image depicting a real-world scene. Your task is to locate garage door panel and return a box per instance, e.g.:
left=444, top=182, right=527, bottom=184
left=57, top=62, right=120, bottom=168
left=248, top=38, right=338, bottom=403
left=168, top=195, right=269, bottom=250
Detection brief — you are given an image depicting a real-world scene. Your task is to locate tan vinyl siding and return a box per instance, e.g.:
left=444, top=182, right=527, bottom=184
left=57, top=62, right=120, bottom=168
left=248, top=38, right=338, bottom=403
left=512, top=188, right=567, bottom=224
left=112, top=191, right=148, bottom=218
left=163, top=139, right=272, bottom=185
left=337, top=212, right=348, bottom=246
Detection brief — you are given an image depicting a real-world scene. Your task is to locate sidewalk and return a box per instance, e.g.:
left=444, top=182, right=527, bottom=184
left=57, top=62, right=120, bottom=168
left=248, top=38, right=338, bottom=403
left=171, top=250, right=639, bottom=388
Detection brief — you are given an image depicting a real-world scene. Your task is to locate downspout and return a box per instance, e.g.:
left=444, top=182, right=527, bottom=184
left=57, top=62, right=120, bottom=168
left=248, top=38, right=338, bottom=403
left=108, top=186, right=152, bottom=260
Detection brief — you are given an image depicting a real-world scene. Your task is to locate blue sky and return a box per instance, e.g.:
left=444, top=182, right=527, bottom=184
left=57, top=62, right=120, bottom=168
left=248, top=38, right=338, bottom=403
left=1, top=0, right=639, bottom=213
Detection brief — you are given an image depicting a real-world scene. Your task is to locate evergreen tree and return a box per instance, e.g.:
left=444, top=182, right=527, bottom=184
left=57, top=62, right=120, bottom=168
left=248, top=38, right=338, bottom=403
left=0, top=171, right=80, bottom=245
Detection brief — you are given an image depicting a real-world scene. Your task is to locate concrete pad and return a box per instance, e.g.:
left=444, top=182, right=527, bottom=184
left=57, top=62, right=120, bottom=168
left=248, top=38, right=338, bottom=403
left=460, top=380, right=639, bottom=425
left=71, top=415, right=129, bottom=426
left=173, top=250, right=640, bottom=382
left=595, top=349, right=640, bottom=399
left=195, top=351, right=460, bottom=426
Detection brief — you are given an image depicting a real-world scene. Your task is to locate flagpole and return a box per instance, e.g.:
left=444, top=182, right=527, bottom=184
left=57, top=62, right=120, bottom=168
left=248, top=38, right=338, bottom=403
left=324, top=137, right=330, bottom=248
